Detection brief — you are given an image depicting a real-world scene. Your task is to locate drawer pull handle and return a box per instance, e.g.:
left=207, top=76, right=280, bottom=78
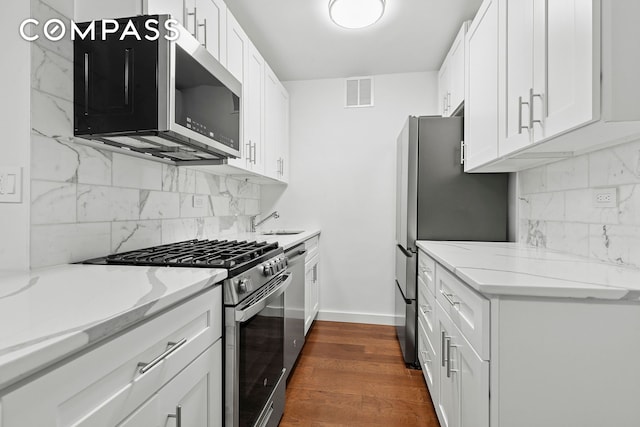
left=138, top=338, right=187, bottom=374
left=420, top=304, right=431, bottom=314
left=441, top=290, right=460, bottom=307
left=168, top=404, right=182, bottom=427
left=421, top=350, right=431, bottom=363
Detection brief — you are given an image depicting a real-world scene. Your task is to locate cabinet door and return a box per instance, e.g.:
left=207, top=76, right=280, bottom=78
left=458, top=338, right=489, bottom=427
left=158, top=341, right=222, bottom=427
left=194, top=0, right=226, bottom=66
left=147, top=0, right=185, bottom=26
left=304, top=254, right=319, bottom=335
left=264, top=64, right=283, bottom=180
left=448, top=23, right=467, bottom=114
left=437, top=304, right=460, bottom=427
left=118, top=341, right=222, bottom=427
left=263, top=76, right=291, bottom=183
left=533, top=0, right=597, bottom=142
left=437, top=303, right=489, bottom=427
left=499, top=0, right=534, bottom=156
left=75, top=0, right=143, bottom=21
left=438, top=59, right=450, bottom=116
left=226, top=11, right=251, bottom=169
left=245, top=42, right=265, bottom=173
left=464, top=0, right=499, bottom=171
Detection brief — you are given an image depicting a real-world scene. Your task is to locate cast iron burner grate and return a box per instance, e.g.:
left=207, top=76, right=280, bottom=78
left=104, top=239, right=279, bottom=269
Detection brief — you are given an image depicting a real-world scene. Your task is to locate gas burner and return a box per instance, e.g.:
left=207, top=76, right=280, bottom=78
left=101, top=239, right=280, bottom=271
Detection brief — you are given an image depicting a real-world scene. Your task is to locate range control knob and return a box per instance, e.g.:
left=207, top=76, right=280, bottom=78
left=261, top=262, right=272, bottom=277
left=238, top=278, right=249, bottom=294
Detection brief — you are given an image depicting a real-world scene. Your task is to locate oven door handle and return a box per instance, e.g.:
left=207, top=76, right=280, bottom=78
left=235, top=273, right=293, bottom=323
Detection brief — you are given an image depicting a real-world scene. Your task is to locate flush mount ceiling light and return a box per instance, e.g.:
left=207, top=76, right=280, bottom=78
left=329, top=0, right=386, bottom=29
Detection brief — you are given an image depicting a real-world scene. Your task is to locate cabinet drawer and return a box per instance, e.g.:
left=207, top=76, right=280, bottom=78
left=418, top=276, right=437, bottom=346
left=1, top=286, right=222, bottom=427
left=304, top=235, right=319, bottom=259
left=418, top=251, right=436, bottom=295
left=418, top=316, right=439, bottom=401
left=435, top=264, right=489, bottom=360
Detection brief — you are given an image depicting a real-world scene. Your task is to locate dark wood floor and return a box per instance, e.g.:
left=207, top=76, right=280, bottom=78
left=280, top=321, right=441, bottom=426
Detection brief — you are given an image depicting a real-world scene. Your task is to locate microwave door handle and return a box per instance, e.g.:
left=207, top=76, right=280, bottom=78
left=124, top=48, right=130, bottom=106
left=235, top=273, right=292, bottom=323
left=83, top=52, right=90, bottom=114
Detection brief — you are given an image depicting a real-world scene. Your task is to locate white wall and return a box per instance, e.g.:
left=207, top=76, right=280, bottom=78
left=263, top=72, right=437, bottom=325
left=0, top=2, right=31, bottom=271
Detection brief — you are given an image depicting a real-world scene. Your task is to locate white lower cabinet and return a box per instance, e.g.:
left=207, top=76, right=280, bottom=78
left=437, top=302, right=489, bottom=427
left=304, top=236, right=320, bottom=335
left=419, top=250, right=489, bottom=427
left=0, top=287, right=223, bottom=426
left=119, top=341, right=221, bottom=427
left=420, top=247, right=640, bottom=427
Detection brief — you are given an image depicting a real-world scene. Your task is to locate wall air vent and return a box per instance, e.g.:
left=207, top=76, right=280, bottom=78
left=345, top=76, right=374, bottom=108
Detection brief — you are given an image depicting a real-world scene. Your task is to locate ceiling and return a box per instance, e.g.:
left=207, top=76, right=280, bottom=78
left=223, top=0, right=483, bottom=82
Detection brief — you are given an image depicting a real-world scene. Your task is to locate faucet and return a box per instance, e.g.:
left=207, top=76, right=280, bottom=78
left=250, top=211, right=279, bottom=232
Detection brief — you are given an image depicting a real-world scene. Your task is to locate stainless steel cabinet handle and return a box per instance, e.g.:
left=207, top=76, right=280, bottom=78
left=245, top=142, right=251, bottom=162
left=421, top=350, right=431, bottom=363
left=529, top=88, right=543, bottom=129
left=440, top=289, right=460, bottom=307
left=460, top=140, right=465, bottom=165
left=251, top=142, right=257, bottom=164
left=446, top=339, right=459, bottom=378
left=447, top=91, right=451, bottom=110
left=137, top=338, right=187, bottom=374
left=168, top=405, right=182, bottom=427
left=198, top=19, right=207, bottom=48
left=518, top=96, right=530, bottom=134
left=420, top=304, right=431, bottom=314
left=281, top=158, right=285, bottom=176
left=441, top=331, right=447, bottom=367
left=186, top=8, right=197, bottom=37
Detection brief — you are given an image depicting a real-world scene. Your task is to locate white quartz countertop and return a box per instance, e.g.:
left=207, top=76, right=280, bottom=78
left=0, top=264, right=226, bottom=391
left=223, top=229, right=321, bottom=251
left=416, top=241, right=640, bottom=300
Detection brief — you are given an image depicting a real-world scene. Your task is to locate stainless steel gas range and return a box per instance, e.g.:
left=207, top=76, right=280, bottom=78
left=83, top=238, right=290, bottom=427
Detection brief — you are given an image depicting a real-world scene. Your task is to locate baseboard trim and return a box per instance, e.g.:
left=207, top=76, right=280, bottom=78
left=316, top=310, right=399, bottom=326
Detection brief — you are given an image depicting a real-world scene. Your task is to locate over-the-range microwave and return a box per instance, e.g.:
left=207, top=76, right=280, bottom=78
left=73, top=15, right=241, bottom=162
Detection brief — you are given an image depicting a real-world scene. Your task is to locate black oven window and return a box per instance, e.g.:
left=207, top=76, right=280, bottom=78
left=238, top=295, right=284, bottom=427
left=174, top=45, right=240, bottom=150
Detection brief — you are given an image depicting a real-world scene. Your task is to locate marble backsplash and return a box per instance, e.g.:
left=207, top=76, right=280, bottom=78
left=29, top=0, right=260, bottom=268
left=518, top=138, right=640, bottom=269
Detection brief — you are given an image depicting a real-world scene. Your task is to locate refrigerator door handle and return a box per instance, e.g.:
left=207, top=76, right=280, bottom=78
left=395, top=280, right=412, bottom=304
left=397, top=244, right=415, bottom=258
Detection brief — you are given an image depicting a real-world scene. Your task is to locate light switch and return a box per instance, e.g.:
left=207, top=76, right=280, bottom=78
left=0, top=166, right=22, bottom=203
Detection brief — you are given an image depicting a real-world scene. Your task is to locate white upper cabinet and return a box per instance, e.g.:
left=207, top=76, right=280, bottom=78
left=75, top=0, right=226, bottom=64
left=245, top=42, right=265, bottom=174
left=467, top=0, right=640, bottom=172
left=499, top=0, right=596, bottom=157
left=438, top=59, right=450, bottom=116
left=225, top=9, right=246, bottom=84
left=438, top=23, right=468, bottom=117
left=533, top=0, right=597, bottom=142
left=264, top=64, right=290, bottom=183
left=183, top=0, right=227, bottom=65
left=464, top=0, right=499, bottom=171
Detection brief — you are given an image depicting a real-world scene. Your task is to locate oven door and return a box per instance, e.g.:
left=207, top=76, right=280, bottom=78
left=226, top=272, right=292, bottom=427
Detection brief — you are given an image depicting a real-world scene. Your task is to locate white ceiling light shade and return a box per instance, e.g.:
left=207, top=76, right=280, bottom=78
left=329, top=0, right=386, bottom=29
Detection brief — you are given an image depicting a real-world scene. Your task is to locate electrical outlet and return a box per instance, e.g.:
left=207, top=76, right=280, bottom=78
left=592, top=187, right=617, bottom=208
left=192, top=195, right=206, bottom=208
left=0, top=166, right=22, bottom=203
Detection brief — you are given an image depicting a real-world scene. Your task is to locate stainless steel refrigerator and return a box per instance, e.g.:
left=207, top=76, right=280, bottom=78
left=394, top=116, right=508, bottom=367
